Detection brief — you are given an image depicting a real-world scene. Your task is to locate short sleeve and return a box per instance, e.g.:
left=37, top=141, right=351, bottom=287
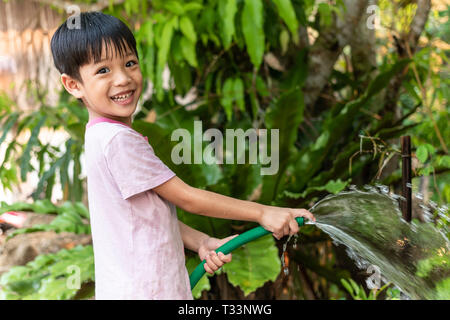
left=104, top=130, right=176, bottom=200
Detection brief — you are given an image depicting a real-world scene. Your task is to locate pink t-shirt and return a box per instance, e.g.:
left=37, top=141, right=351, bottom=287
left=84, top=117, right=192, bottom=300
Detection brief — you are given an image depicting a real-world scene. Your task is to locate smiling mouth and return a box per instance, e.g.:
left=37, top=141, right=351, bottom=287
left=110, top=90, right=135, bottom=104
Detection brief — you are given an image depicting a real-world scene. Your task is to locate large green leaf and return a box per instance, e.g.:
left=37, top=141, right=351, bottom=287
left=241, top=0, right=265, bottom=69
left=222, top=234, right=281, bottom=296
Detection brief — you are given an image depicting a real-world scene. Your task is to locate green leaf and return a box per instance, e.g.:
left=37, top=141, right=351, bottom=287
left=0, top=112, right=19, bottom=146
left=183, top=2, right=203, bottom=12
left=0, top=201, right=34, bottom=214
left=164, top=1, right=185, bottom=15
left=31, top=199, right=57, bottom=214
left=20, top=115, right=47, bottom=181
left=218, top=0, right=237, bottom=49
left=416, top=145, right=428, bottom=164
left=324, top=179, right=348, bottom=194
left=157, top=17, right=177, bottom=67
left=222, top=234, right=281, bottom=296
left=340, top=278, right=354, bottom=296
left=317, top=3, right=332, bottom=27
left=349, top=279, right=360, bottom=296
left=233, top=77, right=245, bottom=111
left=180, top=36, right=198, bottom=68
left=272, top=0, right=299, bottom=41
left=221, top=78, right=235, bottom=121
left=155, top=17, right=177, bottom=101
left=241, top=0, right=265, bottom=69
left=439, top=155, right=450, bottom=168
left=279, top=28, right=290, bottom=54
left=179, top=16, right=197, bottom=43
left=312, top=131, right=329, bottom=151
left=33, top=139, right=75, bottom=200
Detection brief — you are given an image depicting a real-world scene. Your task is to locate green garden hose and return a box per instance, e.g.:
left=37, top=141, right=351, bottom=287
left=189, top=217, right=305, bottom=290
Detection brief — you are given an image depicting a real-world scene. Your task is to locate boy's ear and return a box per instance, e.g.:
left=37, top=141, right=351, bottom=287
left=60, top=74, right=84, bottom=99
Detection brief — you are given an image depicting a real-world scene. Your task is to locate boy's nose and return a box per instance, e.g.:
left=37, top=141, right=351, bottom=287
left=114, top=70, right=132, bottom=86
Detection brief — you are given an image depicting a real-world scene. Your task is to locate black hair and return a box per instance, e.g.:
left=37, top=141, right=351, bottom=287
left=51, top=11, right=139, bottom=83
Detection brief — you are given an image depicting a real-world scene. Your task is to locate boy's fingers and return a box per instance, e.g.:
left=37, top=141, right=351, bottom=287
left=295, top=209, right=316, bottom=222
left=204, top=263, right=214, bottom=274
left=219, top=252, right=232, bottom=263
left=209, top=252, right=224, bottom=267
left=206, top=257, right=219, bottom=272
left=289, top=219, right=299, bottom=235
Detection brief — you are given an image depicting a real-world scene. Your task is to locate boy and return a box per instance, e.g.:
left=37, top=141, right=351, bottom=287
left=51, top=11, right=315, bottom=300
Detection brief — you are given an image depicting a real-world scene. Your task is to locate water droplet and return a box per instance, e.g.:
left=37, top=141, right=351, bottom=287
left=375, top=184, right=389, bottom=194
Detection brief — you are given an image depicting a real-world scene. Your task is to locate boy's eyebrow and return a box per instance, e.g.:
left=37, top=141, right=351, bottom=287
left=94, top=52, right=136, bottom=65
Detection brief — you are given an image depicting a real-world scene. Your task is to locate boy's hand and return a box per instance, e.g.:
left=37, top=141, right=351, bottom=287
left=259, top=206, right=315, bottom=240
left=198, top=235, right=238, bottom=274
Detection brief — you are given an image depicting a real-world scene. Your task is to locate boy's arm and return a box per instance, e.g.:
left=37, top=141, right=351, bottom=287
left=154, top=176, right=315, bottom=239
left=178, top=220, right=209, bottom=253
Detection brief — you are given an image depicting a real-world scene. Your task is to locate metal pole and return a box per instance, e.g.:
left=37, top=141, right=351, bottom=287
left=401, top=136, right=412, bottom=222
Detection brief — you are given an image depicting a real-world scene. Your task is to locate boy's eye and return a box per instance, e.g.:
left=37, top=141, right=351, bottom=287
left=126, top=60, right=138, bottom=67
left=97, top=67, right=109, bottom=74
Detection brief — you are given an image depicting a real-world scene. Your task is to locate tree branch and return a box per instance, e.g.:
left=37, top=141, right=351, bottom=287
left=302, top=0, right=370, bottom=109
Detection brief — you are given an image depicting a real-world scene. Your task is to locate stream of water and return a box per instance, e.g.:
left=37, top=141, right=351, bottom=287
left=286, top=186, right=449, bottom=299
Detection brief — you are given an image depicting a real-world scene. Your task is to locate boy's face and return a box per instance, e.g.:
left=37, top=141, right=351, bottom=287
left=61, top=43, right=142, bottom=124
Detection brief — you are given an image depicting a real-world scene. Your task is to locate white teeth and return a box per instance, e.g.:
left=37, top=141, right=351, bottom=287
left=111, top=91, right=133, bottom=101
